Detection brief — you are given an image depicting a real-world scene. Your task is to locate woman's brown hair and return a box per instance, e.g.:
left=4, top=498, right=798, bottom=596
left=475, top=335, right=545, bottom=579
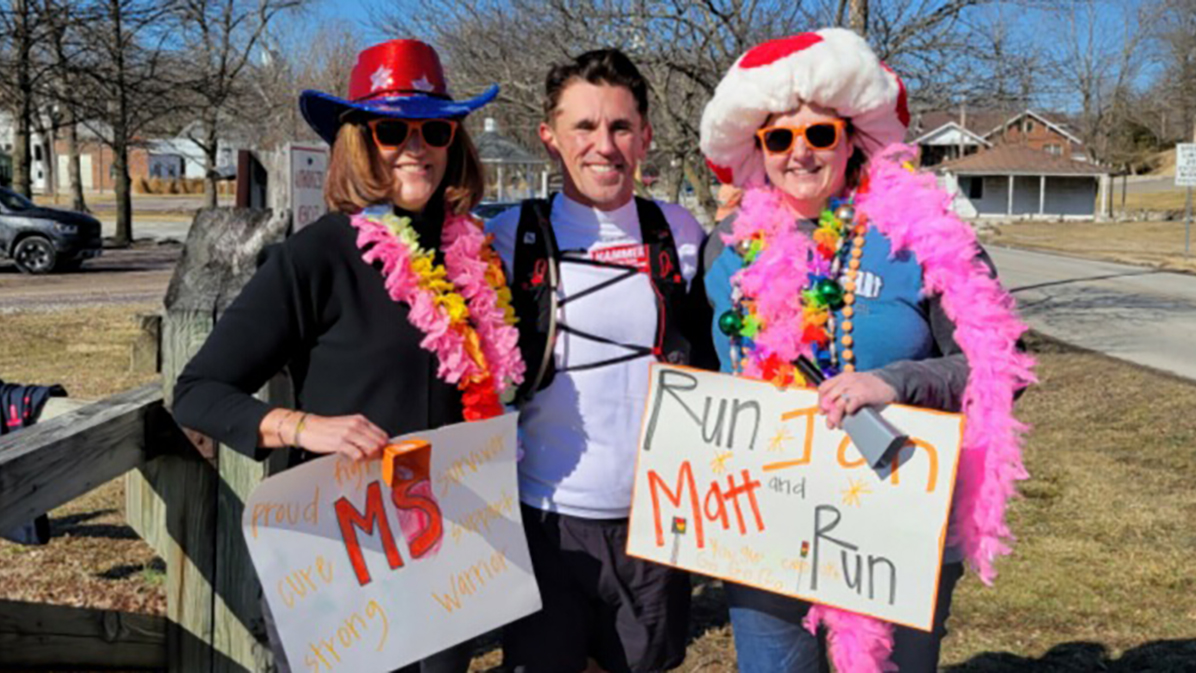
left=324, top=119, right=486, bottom=216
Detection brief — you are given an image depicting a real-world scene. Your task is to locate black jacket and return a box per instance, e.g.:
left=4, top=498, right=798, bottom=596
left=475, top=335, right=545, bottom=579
left=172, top=210, right=464, bottom=466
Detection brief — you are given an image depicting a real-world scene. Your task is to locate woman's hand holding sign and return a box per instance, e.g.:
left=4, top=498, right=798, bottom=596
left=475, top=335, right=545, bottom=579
left=260, top=409, right=389, bottom=461
left=818, top=372, right=897, bottom=430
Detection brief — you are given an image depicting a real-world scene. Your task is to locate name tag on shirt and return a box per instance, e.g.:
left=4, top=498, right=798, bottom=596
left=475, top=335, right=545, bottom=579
left=590, top=243, right=650, bottom=273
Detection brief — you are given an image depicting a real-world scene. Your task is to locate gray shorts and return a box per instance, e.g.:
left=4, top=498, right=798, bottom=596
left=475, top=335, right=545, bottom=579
left=502, top=504, right=691, bottom=673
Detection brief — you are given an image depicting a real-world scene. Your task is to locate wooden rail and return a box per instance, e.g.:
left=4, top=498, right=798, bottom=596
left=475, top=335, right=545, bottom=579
left=0, top=382, right=165, bottom=532
left=0, top=600, right=167, bottom=668
left=0, top=208, right=290, bottom=671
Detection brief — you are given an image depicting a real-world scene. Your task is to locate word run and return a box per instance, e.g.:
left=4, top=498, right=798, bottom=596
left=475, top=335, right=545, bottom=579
left=644, top=369, right=761, bottom=453
left=810, top=505, right=898, bottom=605
left=647, top=460, right=764, bottom=549
left=334, top=442, right=444, bottom=586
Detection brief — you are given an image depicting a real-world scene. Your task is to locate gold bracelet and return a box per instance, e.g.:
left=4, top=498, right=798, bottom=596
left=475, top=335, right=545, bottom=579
left=292, top=413, right=310, bottom=448
left=274, top=411, right=292, bottom=446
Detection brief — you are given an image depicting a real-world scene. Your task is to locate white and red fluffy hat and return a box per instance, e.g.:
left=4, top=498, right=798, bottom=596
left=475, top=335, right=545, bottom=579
left=700, top=28, right=910, bottom=187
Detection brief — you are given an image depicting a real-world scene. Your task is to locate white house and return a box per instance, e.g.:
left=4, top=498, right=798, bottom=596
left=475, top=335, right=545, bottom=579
left=938, top=144, right=1110, bottom=220
left=911, top=121, right=992, bottom=166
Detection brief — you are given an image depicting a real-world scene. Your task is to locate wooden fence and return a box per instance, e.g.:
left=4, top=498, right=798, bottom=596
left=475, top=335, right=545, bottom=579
left=0, top=208, right=291, bottom=672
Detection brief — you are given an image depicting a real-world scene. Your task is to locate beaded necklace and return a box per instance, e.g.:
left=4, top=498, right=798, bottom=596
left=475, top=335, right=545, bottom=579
left=720, top=196, right=866, bottom=385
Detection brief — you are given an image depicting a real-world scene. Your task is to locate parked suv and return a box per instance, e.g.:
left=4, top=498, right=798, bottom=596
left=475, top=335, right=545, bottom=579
left=0, top=187, right=102, bottom=273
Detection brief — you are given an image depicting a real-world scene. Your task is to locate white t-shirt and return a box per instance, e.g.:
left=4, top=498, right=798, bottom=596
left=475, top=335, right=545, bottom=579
left=487, top=194, right=705, bottom=519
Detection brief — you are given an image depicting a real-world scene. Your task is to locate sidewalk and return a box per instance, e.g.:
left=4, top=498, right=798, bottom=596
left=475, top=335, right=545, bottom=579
left=991, top=246, right=1196, bottom=380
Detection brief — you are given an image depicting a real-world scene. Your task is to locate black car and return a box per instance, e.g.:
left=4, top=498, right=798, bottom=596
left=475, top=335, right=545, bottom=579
left=0, top=187, right=102, bottom=273
left=471, top=201, right=519, bottom=222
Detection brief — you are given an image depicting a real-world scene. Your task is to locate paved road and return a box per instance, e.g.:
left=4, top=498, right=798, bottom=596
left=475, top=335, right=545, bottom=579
left=98, top=217, right=192, bottom=243
left=991, top=246, right=1196, bottom=380
left=0, top=244, right=179, bottom=312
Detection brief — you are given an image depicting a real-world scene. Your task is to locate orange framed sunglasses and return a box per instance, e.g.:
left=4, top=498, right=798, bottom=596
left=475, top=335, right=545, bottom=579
left=366, top=118, right=459, bottom=149
left=755, top=119, right=847, bottom=154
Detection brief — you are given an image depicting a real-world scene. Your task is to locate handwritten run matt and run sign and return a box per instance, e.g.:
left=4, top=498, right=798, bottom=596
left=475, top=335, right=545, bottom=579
left=243, top=413, right=540, bottom=673
left=627, top=365, right=963, bottom=631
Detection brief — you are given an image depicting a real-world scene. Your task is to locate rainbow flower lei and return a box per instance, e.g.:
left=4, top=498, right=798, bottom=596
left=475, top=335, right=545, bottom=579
left=349, top=206, right=525, bottom=421
left=720, top=197, right=856, bottom=384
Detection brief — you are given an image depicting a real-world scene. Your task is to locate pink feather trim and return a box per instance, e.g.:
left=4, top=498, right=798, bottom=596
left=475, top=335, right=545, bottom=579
left=731, top=144, right=1035, bottom=672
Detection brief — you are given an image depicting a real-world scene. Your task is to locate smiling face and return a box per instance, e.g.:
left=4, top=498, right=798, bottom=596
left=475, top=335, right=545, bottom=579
left=761, top=103, right=853, bottom=216
left=540, top=81, right=651, bottom=211
left=374, top=121, right=450, bottom=213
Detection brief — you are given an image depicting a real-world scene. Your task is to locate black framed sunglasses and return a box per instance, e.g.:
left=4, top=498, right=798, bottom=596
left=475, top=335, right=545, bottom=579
left=367, top=118, right=459, bottom=149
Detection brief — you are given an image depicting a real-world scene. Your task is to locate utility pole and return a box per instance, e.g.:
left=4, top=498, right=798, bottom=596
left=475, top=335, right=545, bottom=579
left=850, top=0, right=868, bottom=36
left=1187, top=119, right=1195, bottom=258
left=958, top=102, right=967, bottom=161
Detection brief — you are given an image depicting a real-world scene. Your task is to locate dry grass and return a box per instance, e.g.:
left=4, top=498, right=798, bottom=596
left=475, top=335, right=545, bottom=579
left=0, top=303, right=160, bottom=399
left=940, top=333, right=1196, bottom=671
left=0, top=304, right=164, bottom=615
left=983, top=220, right=1196, bottom=273
left=2, top=308, right=1194, bottom=671
left=1119, top=189, right=1192, bottom=213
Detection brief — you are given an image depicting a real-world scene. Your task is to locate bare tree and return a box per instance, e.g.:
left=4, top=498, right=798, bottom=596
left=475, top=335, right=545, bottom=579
left=377, top=0, right=1013, bottom=218
left=64, top=0, right=183, bottom=246
left=1154, top=0, right=1196, bottom=142
left=0, top=0, right=59, bottom=197
left=234, top=16, right=360, bottom=151
left=1041, top=0, right=1157, bottom=163
left=176, top=0, right=306, bottom=208
left=41, top=0, right=91, bottom=211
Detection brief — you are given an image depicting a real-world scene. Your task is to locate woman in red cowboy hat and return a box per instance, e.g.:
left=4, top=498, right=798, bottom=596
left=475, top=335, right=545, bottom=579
left=697, top=29, right=1034, bottom=673
left=172, top=39, right=523, bottom=673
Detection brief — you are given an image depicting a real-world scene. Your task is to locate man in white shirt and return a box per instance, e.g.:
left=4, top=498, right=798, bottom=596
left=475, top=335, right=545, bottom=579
left=487, top=49, right=712, bottom=673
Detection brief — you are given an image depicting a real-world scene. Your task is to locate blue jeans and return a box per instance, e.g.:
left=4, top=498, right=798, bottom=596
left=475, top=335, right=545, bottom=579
left=726, top=563, right=965, bottom=673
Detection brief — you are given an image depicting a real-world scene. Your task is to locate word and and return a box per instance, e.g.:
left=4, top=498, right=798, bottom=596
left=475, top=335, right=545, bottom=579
left=809, top=505, right=897, bottom=605
left=302, top=598, right=390, bottom=673
left=250, top=487, right=320, bottom=539
left=768, top=475, right=806, bottom=498
left=647, top=461, right=764, bottom=548
left=431, top=548, right=511, bottom=614
left=277, top=555, right=334, bottom=609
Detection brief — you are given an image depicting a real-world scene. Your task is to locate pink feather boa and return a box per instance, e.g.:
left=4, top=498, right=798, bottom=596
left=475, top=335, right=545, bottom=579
left=349, top=207, right=525, bottom=394
left=727, top=144, right=1035, bottom=672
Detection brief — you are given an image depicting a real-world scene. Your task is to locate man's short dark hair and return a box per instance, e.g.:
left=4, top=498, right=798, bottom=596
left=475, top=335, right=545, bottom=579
left=543, top=48, right=650, bottom=121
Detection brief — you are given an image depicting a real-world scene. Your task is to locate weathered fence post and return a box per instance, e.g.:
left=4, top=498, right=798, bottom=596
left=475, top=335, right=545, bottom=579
left=126, top=207, right=289, bottom=673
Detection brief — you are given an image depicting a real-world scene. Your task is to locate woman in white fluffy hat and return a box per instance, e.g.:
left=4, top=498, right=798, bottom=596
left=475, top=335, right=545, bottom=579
left=698, top=29, right=1035, bottom=673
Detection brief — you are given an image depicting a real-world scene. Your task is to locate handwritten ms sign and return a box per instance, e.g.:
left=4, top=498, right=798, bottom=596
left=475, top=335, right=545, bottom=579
left=243, top=413, right=540, bottom=672
left=627, top=365, right=963, bottom=631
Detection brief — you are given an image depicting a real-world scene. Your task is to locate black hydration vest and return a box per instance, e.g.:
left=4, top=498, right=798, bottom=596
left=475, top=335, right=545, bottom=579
left=511, top=196, right=693, bottom=403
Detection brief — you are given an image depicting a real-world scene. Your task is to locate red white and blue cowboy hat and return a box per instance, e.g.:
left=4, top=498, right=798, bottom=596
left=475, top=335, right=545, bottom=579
left=299, top=39, right=499, bottom=145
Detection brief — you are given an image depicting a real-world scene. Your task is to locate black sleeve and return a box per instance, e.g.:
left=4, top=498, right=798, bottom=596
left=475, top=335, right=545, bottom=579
left=870, top=246, right=1002, bottom=412
left=683, top=232, right=719, bottom=371
left=172, top=241, right=311, bottom=459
